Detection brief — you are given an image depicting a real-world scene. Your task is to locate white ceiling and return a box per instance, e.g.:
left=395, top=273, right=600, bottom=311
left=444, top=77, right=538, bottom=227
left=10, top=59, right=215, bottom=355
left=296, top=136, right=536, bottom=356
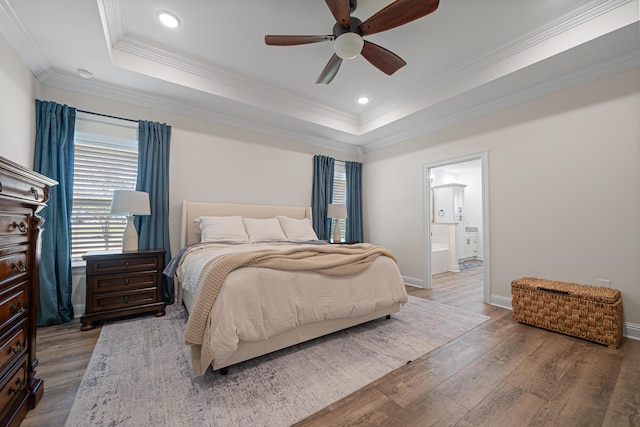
left=1, top=0, right=638, bottom=154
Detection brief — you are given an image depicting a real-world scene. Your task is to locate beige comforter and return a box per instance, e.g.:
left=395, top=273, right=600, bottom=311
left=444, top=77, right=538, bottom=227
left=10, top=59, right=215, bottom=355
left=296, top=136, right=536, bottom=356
left=184, top=243, right=401, bottom=375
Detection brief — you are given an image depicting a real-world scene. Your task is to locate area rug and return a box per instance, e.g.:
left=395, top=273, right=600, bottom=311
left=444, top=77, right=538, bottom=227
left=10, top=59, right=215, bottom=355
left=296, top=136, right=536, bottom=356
left=65, top=296, right=489, bottom=427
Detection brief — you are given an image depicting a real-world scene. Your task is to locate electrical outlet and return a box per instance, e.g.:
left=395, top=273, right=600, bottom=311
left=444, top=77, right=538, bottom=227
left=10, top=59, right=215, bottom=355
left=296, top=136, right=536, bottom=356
left=597, top=279, right=611, bottom=288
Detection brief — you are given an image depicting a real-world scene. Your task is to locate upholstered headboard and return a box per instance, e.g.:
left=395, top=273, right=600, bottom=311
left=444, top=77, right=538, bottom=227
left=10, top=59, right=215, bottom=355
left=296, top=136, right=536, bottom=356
left=180, top=201, right=313, bottom=248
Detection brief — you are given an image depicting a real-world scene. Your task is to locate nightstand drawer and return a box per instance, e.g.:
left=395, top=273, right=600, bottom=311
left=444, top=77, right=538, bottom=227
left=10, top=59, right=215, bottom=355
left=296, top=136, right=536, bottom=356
left=81, top=250, right=166, bottom=330
left=86, top=255, right=160, bottom=275
left=90, top=272, right=157, bottom=293
left=92, top=288, right=158, bottom=313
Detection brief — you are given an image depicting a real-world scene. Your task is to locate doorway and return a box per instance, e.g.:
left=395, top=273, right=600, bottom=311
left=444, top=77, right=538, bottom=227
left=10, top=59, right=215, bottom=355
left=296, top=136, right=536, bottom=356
left=422, top=152, right=490, bottom=303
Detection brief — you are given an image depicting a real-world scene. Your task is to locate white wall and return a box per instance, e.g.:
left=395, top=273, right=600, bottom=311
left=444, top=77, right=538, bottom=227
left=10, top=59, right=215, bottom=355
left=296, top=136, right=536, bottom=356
left=364, top=68, right=640, bottom=330
left=0, top=34, right=38, bottom=166
left=4, top=32, right=639, bottom=333
left=39, top=86, right=360, bottom=310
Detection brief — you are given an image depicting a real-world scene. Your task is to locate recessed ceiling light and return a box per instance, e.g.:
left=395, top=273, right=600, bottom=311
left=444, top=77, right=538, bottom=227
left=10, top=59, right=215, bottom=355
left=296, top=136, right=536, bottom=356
left=357, top=96, right=370, bottom=105
left=158, top=11, right=180, bottom=29
left=76, top=68, right=92, bottom=79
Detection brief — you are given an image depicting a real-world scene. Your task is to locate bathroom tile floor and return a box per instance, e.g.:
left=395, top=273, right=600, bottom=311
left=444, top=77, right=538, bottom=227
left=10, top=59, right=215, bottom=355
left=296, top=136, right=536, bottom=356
left=459, top=259, right=483, bottom=270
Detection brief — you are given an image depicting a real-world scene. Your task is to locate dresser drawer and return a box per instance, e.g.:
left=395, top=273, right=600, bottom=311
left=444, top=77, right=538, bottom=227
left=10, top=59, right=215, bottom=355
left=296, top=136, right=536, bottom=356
left=0, top=251, right=28, bottom=290
left=0, top=358, right=27, bottom=419
left=0, top=286, right=26, bottom=332
left=0, top=165, right=47, bottom=202
left=89, top=271, right=157, bottom=294
left=86, top=255, right=160, bottom=275
left=92, top=288, right=159, bottom=313
left=0, top=321, right=26, bottom=374
left=0, top=212, right=30, bottom=239
left=0, top=155, right=55, bottom=424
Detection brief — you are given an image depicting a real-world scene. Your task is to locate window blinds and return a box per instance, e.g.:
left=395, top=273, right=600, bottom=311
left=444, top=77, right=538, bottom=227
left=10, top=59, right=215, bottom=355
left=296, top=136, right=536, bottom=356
left=71, top=137, right=138, bottom=262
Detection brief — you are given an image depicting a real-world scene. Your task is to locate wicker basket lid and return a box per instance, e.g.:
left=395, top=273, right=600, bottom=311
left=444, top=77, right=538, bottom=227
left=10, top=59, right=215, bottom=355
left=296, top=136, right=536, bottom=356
left=511, top=277, right=621, bottom=304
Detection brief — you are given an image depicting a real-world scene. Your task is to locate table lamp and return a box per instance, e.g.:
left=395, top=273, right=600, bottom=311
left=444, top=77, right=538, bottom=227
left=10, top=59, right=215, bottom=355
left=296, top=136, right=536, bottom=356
left=110, top=190, right=150, bottom=252
left=327, top=203, right=348, bottom=243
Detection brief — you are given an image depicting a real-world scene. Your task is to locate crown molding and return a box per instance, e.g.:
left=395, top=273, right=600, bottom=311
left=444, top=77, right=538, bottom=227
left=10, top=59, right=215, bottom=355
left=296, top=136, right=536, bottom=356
left=3, top=0, right=636, bottom=156
left=97, top=0, right=360, bottom=135
left=112, top=34, right=360, bottom=132
left=43, top=70, right=363, bottom=156
left=362, top=48, right=639, bottom=153
left=0, top=0, right=52, bottom=81
left=99, top=0, right=635, bottom=136
left=359, top=0, right=636, bottom=131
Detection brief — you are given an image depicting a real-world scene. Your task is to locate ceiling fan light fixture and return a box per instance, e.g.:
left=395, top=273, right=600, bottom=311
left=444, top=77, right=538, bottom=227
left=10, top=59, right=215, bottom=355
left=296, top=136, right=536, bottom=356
left=333, top=33, right=364, bottom=59
left=158, top=11, right=180, bottom=29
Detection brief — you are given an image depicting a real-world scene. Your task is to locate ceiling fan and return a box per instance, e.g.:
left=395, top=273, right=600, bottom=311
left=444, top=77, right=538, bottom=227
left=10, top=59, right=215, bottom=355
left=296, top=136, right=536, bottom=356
left=265, top=0, right=440, bottom=84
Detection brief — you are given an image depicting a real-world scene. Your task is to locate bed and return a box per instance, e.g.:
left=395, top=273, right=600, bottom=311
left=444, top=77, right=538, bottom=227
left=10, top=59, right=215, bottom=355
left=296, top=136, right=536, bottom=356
left=169, top=201, right=408, bottom=375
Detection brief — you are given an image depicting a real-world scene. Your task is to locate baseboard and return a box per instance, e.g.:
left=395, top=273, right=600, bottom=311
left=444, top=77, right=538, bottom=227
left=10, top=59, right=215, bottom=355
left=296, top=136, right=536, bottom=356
left=624, top=322, right=640, bottom=341
left=403, top=276, right=424, bottom=288
left=74, top=303, right=86, bottom=317
left=492, top=295, right=640, bottom=341
left=490, top=294, right=512, bottom=309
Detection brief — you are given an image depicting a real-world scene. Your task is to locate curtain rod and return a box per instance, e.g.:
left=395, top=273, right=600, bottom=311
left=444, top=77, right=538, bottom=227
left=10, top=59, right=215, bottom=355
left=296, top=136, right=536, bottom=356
left=77, top=109, right=138, bottom=124
left=335, top=159, right=358, bottom=164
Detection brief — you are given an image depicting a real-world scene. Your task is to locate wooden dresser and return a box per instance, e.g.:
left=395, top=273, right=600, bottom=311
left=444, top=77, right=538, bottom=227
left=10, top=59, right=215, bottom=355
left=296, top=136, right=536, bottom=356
left=0, top=156, right=56, bottom=426
left=81, top=250, right=166, bottom=331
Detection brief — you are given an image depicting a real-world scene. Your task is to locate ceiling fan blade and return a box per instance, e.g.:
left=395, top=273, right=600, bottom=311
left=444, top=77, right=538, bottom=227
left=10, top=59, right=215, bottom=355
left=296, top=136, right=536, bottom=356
left=360, top=0, right=439, bottom=36
left=316, top=54, right=343, bottom=84
left=325, top=0, right=351, bottom=28
left=265, top=35, right=334, bottom=46
left=360, top=41, right=406, bottom=75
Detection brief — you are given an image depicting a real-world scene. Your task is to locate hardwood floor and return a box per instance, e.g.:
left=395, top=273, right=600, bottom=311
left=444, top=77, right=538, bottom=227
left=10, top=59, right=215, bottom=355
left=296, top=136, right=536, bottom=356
left=22, top=267, right=639, bottom=426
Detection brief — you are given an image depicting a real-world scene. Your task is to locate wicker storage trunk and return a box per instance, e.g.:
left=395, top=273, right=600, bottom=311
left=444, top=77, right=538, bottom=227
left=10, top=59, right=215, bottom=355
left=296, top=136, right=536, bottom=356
left=511, top=277, right=623, bottom=348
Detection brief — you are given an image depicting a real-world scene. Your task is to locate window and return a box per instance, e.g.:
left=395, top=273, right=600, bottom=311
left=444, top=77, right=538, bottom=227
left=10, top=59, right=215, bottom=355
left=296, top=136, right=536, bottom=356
left=332, top=161, right=347, bottom=241
left=70, top=114, right=138, bottom=263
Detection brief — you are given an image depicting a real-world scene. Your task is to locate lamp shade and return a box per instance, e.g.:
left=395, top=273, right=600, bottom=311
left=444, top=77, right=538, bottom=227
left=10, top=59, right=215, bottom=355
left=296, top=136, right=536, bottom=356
left=110, top=190, right=150, bottom=215
left=327, top=203, right=348, bottom=219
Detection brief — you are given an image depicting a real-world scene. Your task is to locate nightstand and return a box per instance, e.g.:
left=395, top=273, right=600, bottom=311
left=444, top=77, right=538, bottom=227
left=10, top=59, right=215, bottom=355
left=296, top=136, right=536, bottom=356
left=81, top=249, right=166, bottom=331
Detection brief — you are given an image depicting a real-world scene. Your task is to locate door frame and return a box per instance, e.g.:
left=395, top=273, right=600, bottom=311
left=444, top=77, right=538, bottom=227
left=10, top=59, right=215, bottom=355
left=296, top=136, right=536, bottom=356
left=422, top=150, right=491, bottom=303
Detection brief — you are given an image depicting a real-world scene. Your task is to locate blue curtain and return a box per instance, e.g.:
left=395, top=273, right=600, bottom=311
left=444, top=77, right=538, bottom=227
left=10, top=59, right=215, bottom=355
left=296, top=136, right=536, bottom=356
left=136, top=120, right=174, bottom=304
left=311, top=155, right=334, bottom=240
left=33, top=100, right=76, bottom=326
left=345, top=161, right=363, bottom=242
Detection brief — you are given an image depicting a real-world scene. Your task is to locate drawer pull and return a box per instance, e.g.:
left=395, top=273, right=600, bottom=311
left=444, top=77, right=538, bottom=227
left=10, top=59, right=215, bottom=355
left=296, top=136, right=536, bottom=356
left=30, top=187, right=39, bottom=200
left=10, top=300, right=24, bottom=315
left=123, top=296, right=129, bottom=303
left=11, top=221, right=27, bottom=233
left=8, top=377, right=25, bottom=396
left=125, top=262, right=130, bottom=267
left=8, top=339, right=25, bottom=355
left=12, top=262, right=27, bottom=273
left=124, top=278, right=130, bottom=285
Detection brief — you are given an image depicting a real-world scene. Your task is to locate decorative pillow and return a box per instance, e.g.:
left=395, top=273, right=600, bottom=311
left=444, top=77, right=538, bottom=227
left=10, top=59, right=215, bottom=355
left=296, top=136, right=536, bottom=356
left=194, top=216, right=249, bottom=243
left=242, top=217, right=287, bottom=243
left=276, top=215, right=319, bottom=242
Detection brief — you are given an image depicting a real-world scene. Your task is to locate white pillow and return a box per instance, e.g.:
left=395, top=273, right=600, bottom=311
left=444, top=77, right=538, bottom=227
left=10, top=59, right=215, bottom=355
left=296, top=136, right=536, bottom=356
left=195, top=216, right=249, bottom=243
left=242, top=217, right=287, bottom=243
left=277, top=216, right=319, bottom=242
